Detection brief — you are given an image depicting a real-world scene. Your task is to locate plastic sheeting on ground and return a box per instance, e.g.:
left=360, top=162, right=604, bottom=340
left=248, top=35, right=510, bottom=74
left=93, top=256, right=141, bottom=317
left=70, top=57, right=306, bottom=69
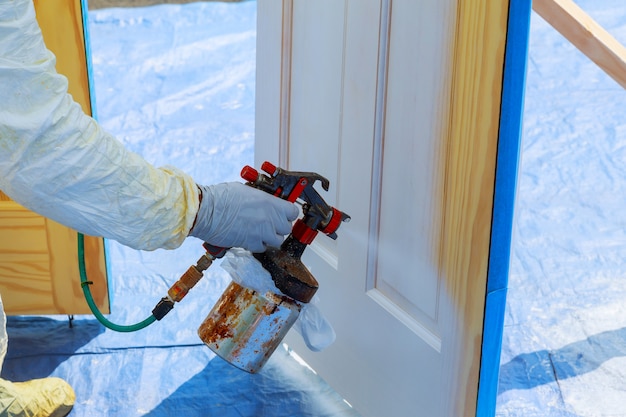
left=0, top=2, right=359, bottom=416
left=497, top=1, right=626, bottom=416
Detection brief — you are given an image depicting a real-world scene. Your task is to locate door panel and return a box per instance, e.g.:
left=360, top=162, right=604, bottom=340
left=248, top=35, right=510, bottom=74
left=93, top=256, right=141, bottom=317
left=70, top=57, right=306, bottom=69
left=288, top=0, right=344, bottom=268
left=256, top=0, right=510, bottom=415
left=0, top=0, right=109, bottom=315
left=373, top=0, right=453, bottom=338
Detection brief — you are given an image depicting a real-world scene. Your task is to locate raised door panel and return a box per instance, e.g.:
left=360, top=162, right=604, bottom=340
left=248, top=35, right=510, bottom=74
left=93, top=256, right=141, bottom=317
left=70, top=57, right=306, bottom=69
left=371, top=0, right=454, bottom=347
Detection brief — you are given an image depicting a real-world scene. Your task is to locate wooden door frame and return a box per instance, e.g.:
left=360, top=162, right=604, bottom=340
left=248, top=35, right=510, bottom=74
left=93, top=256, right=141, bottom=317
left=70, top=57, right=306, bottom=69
left=0, top=0, right=110, bottom=315
left=38, top=0, right=109, bottom=314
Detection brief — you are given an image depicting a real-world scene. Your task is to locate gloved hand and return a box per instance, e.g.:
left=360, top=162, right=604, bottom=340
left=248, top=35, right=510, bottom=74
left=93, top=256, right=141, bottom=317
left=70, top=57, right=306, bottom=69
left=189, top=182, right=299, bottom=252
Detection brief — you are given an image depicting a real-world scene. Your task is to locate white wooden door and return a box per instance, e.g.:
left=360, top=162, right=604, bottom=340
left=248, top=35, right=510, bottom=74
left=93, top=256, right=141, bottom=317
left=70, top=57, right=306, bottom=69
left=256, top=1, right=512, bottom=415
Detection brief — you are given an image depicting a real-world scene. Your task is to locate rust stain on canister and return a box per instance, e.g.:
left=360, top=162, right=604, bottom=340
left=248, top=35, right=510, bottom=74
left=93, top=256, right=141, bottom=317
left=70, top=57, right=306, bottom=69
left=197, top=280, right=302, bottom=373
left=198, top=282, right=246, bottom=344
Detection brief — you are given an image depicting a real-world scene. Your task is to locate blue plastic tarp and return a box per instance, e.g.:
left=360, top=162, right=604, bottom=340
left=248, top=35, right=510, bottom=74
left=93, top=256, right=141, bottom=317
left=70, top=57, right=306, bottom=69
left=4, top=0, right=626, bottom=415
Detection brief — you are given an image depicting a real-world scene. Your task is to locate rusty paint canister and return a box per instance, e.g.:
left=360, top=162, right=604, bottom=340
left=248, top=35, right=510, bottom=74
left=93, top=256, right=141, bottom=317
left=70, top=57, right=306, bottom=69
left=198, top=280, right=302, bottom=373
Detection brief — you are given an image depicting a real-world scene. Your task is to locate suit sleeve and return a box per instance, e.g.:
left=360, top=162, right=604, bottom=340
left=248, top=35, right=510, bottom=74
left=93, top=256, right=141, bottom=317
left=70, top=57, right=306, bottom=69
left=0, top=0, right=199, bottom=250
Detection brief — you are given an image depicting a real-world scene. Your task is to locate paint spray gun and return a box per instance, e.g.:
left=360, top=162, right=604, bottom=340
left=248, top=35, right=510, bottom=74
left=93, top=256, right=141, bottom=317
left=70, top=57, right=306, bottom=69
left=242, top=161, right=351, bottom=303
left=153, top=161, right=350, bottom=373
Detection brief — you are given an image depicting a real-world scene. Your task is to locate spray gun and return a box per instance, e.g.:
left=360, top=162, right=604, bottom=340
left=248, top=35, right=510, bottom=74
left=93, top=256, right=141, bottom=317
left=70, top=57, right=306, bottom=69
left=150, top=162, right=350, bottom=373
left=151, top=162, right=349, bottom=314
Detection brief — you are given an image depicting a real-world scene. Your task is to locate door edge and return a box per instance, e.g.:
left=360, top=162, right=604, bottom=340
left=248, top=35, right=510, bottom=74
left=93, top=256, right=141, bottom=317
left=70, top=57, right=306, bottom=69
left=477, top=0, right=532, bottom=415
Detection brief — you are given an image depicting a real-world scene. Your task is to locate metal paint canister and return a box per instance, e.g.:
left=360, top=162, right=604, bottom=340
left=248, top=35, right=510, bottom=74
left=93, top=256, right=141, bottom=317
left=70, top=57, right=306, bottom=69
left=198, top=280, right=302, bottom=373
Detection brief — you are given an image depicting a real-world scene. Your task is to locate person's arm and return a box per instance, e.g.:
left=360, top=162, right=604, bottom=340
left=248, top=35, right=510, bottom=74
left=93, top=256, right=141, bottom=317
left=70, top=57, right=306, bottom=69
left=0, top=0, right=297, bottom=251
left=0, top=0, right=198, bottom=250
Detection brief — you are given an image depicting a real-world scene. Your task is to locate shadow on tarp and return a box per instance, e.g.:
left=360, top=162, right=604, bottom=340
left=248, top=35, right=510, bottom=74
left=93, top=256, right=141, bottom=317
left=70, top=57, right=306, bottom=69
left=144, top=346, right=360, bottom=417
left=498, top=327, right=626, bottom=394
left=1, top=316, right=104, bottom=382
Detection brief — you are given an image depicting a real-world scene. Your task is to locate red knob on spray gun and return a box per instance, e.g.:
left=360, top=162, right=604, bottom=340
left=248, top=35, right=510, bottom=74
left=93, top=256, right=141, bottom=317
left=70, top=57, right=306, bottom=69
left=261, top=161, right=277, bottom=175
left=240, top=165, right=259, bottom=183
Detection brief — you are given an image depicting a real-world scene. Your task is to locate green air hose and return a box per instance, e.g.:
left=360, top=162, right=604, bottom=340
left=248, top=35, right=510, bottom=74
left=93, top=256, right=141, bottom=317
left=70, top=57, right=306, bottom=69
left=78, top=233, right=157, bottom=332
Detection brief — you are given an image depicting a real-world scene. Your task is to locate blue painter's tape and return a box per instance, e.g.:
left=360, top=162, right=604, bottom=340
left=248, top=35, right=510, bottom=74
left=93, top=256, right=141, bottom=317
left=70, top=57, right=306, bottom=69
left=477, top=288, right=508, bottom=416
left=80, top=0, right=99, bottom=121
left=476, top=0, right=532, bottom=415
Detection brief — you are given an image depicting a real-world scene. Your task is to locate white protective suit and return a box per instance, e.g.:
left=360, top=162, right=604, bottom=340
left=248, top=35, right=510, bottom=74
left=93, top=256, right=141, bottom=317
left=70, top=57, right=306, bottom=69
left=0, top=0, right=196, bottom=388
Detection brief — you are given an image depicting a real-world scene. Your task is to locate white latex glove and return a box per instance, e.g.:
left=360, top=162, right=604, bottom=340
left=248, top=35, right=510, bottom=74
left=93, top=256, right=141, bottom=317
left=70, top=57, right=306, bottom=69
left=190, top=182, right=299, bottom=252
